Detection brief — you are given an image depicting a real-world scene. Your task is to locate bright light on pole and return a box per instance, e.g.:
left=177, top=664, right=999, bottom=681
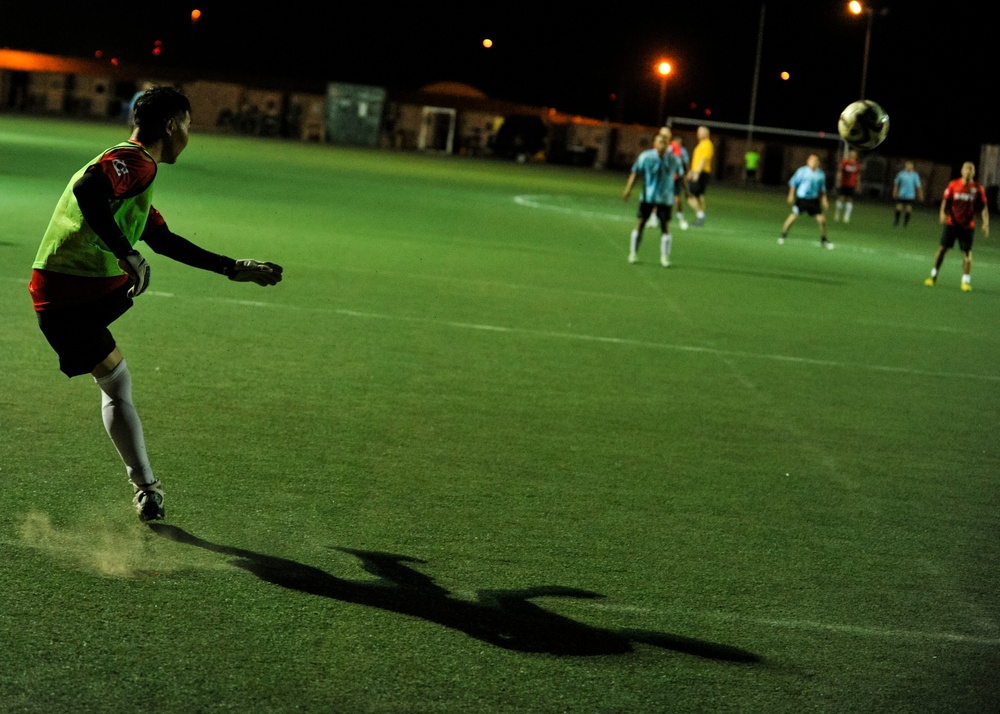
left=848, top=1, right=887, bottom=99
left=656, top=60, right=672, bottom=126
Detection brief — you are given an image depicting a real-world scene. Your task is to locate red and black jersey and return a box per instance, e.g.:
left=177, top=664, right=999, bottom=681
left=943, top=178, right=987, bottom=229
left=838, top=159, right=862, bottom=188
left=87, top=139, right=159, bottom=199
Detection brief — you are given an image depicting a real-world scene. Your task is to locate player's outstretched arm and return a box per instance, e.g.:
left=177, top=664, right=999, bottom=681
left=141, top=217, right=282, bottom=286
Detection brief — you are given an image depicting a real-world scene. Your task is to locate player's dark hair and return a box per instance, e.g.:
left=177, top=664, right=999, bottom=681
left=132, top=86, right=191, bottom=133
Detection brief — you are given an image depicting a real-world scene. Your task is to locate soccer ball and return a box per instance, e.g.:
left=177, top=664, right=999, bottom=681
left=838, top=100, right=889, bottom=150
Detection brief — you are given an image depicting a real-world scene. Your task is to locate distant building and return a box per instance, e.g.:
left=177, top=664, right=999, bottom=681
left=0, top=48, right=959, bottom=195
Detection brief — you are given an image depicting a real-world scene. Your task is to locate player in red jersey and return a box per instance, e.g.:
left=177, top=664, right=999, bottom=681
left=669, top=133, right=690, bottom=230
left=924, top=162, right=990, bottom=291
left=833, top=148, right=863, bottom=223
left=29, top=86, right=284, bottom=521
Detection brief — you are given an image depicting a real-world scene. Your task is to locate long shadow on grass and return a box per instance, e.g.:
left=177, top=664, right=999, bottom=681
left=149, top=524, right=759, bottom=661
left=683, top=263, right=847, bottom=284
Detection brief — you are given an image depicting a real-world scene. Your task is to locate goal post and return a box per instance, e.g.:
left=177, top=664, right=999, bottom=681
left=665, top=115, right=846, bottom=186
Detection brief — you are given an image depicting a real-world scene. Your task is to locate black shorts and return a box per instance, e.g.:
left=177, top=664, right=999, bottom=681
left=940, top=224, right=974, bottom=253
left=687, top=173, right=710, bottom=197
left=794, top=197, right=824, bottom=216
left=36, top=283, right=133, bottom=377
left=637, top=201, right=672, bottom=222
left=837, top=186, right=857, bottom=198
left=896, top=198, right=915, bottom=206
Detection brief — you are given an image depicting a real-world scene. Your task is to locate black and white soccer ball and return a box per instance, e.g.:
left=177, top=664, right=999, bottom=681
left=838, top=99, right=890, bottom=150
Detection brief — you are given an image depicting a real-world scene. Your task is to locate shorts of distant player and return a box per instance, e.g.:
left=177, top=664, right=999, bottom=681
left=837, top=186, right=856, bottom=199
left=36, top=282, right=134, bottom=377
left=687, top=173, right=710, bottom=198
left=637, top=201, right=673, bottom=225
left=792, top=197, right=824, bottom=216
left=895, top=197, right=916, bottom=207
left=939, top=223, right=974, bottom=253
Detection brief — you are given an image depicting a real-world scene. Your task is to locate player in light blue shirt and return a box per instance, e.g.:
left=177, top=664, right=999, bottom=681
left=623, top=133, right=684, bottom=266
left=893, top=161, right=925, bottom=227
left=780, top=154, right=833, bottom=249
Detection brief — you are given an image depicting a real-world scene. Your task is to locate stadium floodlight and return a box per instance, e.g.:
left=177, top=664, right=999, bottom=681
left=656, top=60, right=672, bottom=126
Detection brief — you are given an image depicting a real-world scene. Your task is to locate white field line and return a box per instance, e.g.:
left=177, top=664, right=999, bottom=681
left=198, top=296, right=1000, bottom=383
left=3, top=274, right=994, bottom=381
left=419, top=587, right=1000, bottom=647
left=590, top=601, right=1000, bottom=647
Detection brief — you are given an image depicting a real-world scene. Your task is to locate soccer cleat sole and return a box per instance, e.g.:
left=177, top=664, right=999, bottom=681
left=137, top=491, right=165, bottom=521
left=133, top=482, right=165, bottom=522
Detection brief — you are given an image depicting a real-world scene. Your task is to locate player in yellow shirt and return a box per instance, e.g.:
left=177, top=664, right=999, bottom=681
left=686, top=126, right=714, bottom=227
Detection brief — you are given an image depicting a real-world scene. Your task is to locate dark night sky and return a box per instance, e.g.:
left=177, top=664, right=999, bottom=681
left=1, top=1, right=994, bottom=166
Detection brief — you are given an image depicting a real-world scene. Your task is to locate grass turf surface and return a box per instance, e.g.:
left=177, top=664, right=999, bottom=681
left=1, top=115, right=998, bottom=713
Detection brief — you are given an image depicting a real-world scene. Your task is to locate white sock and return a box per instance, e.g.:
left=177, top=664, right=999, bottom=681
left=962, top=274, right=971, bottom=284
left=835, top=200, right=843, bottom=217
left=844, top=202, right=853, bottom=221
left=630, top=229, right=640, bottom=254
left=661, top=233, right=672, bottom=258
left=94, top=359, right=155, bottom=487
left=697, top=211, right=705, bottom=220
left=931, top=268, right=939, bottom=278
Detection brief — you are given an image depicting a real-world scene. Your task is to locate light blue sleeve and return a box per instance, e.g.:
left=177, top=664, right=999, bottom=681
left=631, top=149, right=650, bottom=174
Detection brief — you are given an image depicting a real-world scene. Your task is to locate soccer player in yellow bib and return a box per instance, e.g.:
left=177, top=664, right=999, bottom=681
left=29, top=86, right=284, bottom=521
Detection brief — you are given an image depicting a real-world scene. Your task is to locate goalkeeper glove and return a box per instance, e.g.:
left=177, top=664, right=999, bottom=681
left=228, top=259, right=283, bottom=286
left=117, top=250, right=150, bottom=298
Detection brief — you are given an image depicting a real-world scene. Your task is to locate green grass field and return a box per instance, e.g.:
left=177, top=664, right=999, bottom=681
left=1, top=115, right=997, bottom=713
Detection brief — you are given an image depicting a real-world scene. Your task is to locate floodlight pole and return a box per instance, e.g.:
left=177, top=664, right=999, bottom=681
left=658, top=74, right=667, bottom=127
left=656, top=61, right=672, bottom=127
left=859, top=6, right=873, bottom=99
left=746, top=2, right=765, bottom=146
left=853, top=3, right=887, bottom=99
